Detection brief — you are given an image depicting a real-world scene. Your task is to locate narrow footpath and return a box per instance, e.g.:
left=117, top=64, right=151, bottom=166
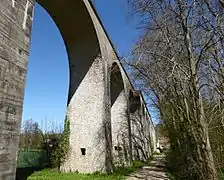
left=126, top=155, right=169, bottom=180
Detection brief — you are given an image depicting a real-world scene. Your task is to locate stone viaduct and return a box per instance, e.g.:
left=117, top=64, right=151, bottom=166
left=0, top=0, right=157, bottom=179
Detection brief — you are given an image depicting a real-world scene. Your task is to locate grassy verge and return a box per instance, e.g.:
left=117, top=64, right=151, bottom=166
left=219, top=171, right=224, bottom=180
left=27, top=161, right=145, bottom=180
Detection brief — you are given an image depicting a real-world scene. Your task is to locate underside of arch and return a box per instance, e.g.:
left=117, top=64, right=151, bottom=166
left=110, top=62, right=125, bottom=106
left=37, top=0, right=101, bottom=104
left=129, top=90, right=141, bottom=113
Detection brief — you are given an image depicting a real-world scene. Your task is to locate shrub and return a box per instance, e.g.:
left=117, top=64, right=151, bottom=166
left=132, top=160, right=144, bottom=169
left=51, top=118, right=70, bottom=168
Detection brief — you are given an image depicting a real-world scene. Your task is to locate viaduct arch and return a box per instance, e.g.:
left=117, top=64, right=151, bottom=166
left=0, top=0, right=157, bottom=179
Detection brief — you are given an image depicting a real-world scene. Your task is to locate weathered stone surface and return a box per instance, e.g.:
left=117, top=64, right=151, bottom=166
left=129, top=92, right=157, bottom=161
left=0, top=0, right=157, bottom=179
left=111, top=90, right=130, bottom=166
left=61, top=55, right=109, bottom=173
left=0, top=0, right=34, bottom=179
left=110, top=63, right=131, bottom=166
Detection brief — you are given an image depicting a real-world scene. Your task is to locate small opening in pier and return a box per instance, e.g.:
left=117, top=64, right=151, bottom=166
left=81, top=148, right=86, bottom=155
left=18, top=49, right=22, bottom=55
left=114, top=146, right=122, bottom=151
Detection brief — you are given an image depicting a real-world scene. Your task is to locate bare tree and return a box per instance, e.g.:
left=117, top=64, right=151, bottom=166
left=20, top=119, right=42, bottom=150
left=219, top=0, right=224, bottom=8
left=124, top=0, right=224, bottom=179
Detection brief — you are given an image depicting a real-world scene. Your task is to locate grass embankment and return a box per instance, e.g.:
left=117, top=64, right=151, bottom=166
left=28, top=161, right=145, bottom=180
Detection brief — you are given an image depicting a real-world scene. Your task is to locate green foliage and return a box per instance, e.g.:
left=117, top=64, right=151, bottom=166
left=132, top=160, right=144, bottom=169
left=165, top=150, right=188, bottom=180
left=219, top=171, right=224, bottom=180
left=51, top=118, right=70, bottom=168
left=17, top=150, right=48, bottom=168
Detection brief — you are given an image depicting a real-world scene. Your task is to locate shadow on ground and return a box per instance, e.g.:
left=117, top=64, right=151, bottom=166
left=16, top=166, right=46, bottom=180
left=126, top=155, right=169, bottom=180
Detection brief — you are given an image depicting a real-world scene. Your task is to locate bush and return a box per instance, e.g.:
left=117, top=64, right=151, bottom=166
left=51, top=118, right=70, bottom=168
left=132, top=160, right=144, bottom=169
left=17, top=150, right=48, bottom=168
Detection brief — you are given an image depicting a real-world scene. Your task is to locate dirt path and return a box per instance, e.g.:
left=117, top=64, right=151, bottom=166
left=126, top=155, right=169, bottom=180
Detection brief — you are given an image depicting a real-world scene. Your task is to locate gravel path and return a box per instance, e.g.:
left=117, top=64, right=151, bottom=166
left=126, top=155, right=170, bottom=180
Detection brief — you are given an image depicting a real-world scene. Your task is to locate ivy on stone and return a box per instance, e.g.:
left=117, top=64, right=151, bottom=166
left=51, top=117, right=70, bottom=169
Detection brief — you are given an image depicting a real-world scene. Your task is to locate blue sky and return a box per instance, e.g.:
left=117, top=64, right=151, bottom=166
left=22, top=1, right=143, bottom=131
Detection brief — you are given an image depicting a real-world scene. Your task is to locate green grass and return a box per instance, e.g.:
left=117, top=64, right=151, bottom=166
left=219, top=171, right=224, bottom=180
left=27, top=161, right=145, bottom=180
left=152, top=152, right=161, bottom=155
left=27, top=170, right=123, bottom=180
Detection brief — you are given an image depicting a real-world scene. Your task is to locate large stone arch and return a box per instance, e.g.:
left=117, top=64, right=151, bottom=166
left=0, top=0, right=157, bottom=178
left=0, top=0, right=114, bottom=178
left=36, top=0, right=103, bottom=104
